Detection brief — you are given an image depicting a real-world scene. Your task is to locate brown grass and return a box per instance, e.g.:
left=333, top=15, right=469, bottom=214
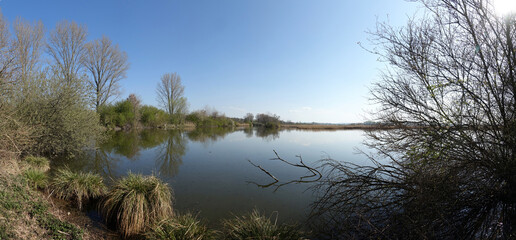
left=102, top=173, right=173, bottom=238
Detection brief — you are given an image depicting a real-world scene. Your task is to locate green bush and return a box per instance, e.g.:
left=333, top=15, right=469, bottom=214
left=222, top=209, right=304, bottom=240
left=186, top=111, right=234, bottom=128
left=51, top=168, right=106, bottom=210
left=102, top=173, right=173, bottom=238
left=99, top=100, right=137, bottom=129
left=140, top=105, right=169, bottom=128
left=144, top=212, right=214, bottom=240
left=23, top=169, right=48, bottom=189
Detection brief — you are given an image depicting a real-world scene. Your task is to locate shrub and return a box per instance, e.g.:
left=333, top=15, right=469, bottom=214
left=24, top=156, right=50, bottom=172
left=144, top=212, right=214, bottom=240
left=99, top=98, right=141, bottom=129
left=140, top=105, right=169, bottom=128
left=23, top=169, right=48, bottom=189
left=16, top=74, right=102, bottom=157
left=222, top=209, right=304, bottom=240
left=51, top=168, right=106, bottom=210
left=102, top=173, right=173, bottom=238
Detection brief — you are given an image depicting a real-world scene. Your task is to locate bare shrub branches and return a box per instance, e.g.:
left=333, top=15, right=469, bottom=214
left=310, top=0, right=516, bottom=238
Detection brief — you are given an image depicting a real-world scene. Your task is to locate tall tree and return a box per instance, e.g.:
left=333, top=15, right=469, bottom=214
left=82, top=36, right=129, bottom=111
left=156, top=72, right=188, bottom=123
left=13, top=17, right=44, bottom=79
left=0, top=10, right=16, bottom=95
left=47, top=20, right=87, bottom=83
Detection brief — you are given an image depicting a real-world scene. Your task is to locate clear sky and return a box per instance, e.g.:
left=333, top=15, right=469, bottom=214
left=0, top=0, right=420, bottom=123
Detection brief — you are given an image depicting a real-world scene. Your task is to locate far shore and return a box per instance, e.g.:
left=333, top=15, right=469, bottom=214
left=279, top=123, right=398, bottom=130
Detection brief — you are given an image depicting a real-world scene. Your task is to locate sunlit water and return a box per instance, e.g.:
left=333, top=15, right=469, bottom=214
left=57, top=128, right=371, bottom=227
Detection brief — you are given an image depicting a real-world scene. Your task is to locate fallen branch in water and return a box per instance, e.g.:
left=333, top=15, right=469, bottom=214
left=247, top=159, right=279, bottom=182
left=247, top=150, right=322, bottom=191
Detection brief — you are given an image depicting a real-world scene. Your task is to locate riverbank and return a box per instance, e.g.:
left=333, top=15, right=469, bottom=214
left=0, top=157, right=117, bottom=239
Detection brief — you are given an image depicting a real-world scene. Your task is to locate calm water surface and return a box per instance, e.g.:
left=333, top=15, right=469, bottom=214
left=60, top=128, right=371, bottom=226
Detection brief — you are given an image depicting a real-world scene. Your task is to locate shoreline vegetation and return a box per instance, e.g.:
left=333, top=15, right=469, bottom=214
left=1, top=155, right=308, bottom=239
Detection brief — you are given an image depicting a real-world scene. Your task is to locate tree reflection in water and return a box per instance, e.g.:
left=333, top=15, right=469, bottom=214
left=155, top=130, right=188, bottom=178
left=255, top=127, right=279, bottom=142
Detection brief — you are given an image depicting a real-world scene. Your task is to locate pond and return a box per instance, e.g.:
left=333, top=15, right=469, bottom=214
left=56, top=128, right=371, bottom=227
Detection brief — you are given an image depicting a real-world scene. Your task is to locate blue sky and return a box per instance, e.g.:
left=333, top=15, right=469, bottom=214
left=0, top=0, right=420, bottom=123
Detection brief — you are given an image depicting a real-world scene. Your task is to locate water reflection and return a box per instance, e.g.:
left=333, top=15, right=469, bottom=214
left=243, top=127, right=253, bottom=138
left=255, top=127, right=279, bottom=141
left=186, top=127, right=234, bottom=144
left=56, top=128, right=370, bottom=231
left=155, top=130, right=188, bottom=177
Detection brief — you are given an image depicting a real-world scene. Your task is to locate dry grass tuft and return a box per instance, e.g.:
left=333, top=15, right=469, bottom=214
left=222, top=209, right=305, bottom=240
left=102, top=173, right=173, bottom=238
left=144, top=212, right=214, bottom=240
left=51, top=168, right=107, bottom=210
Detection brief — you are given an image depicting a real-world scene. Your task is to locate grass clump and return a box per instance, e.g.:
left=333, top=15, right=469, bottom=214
left=23, top=168, right=48, bottom=189
left=144, top=212, right=214, bottom=240
left=102, top=173, right=173, bottom=238
left=24, top=156, right=50, bottom=171
left=222, top=209, right=305, bottom=240
left=51, top=168, right=107, bottom=210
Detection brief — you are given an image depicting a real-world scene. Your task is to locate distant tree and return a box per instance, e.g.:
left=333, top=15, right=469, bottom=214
left=156, top=72, right=188, bottom=124
left=255, top=113, right=280, bottom=128
left=47, top=20, right=87, bottom=83
left=244, top=113, right=254, bottom=123
left=127, top=94, right=141, bottom=127
left=82, top=36, right=129, bottom=111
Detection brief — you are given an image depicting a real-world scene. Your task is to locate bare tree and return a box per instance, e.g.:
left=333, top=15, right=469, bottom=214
left=47, top=20, right=87, bottom=83
left=244, top=113, right=254, bottom=123
left=0, top=11, right=17, bottom=95
left=13, top=17, right=44, bottom=79
left=309, top=0, right=516, bottom=239
left=156, top=72, right=188, bottom=123
left=82, top=36, right=129, bottom=111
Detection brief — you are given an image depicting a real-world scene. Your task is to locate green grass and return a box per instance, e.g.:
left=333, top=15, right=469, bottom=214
left=30, top=200, right=83, bottom=240
left=144, top=212, right=214, bottom=240
left=51, top=168, right=107, bottom=210
left=0, top=174, right=83, bottom=239
left=24, top=156, right=50, bottom=171
left=222, top=209, right=305, bottom=240
left=23, top=168, right=48, bottom=189
left=102, top=173, right=173, bottom=238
